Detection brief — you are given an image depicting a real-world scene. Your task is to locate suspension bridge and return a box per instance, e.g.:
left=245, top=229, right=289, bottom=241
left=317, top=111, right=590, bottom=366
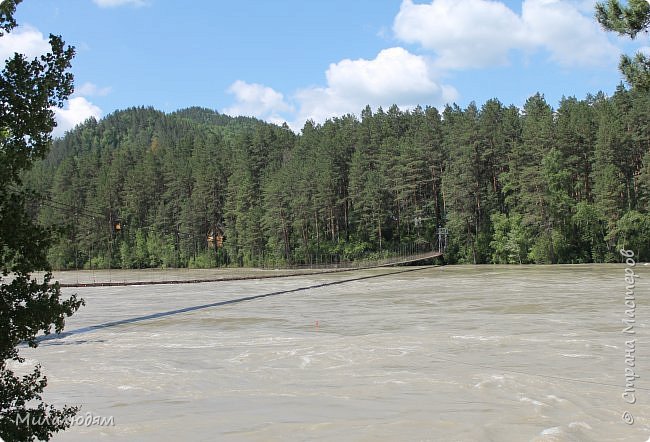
left=57, top=249, right=444, bottom=288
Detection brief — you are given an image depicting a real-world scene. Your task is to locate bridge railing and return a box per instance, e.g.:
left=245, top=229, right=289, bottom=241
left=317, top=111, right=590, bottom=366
left=257, top=242, right=441, bottom=270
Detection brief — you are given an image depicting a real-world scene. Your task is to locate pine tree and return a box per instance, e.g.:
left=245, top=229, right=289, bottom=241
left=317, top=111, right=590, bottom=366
left=596, top=0, right=650, bottom=90
left=441, top=103, right=490, bottom=264
left=349, top=108, right=389, bottom=250
left=505, top=94, right=558, bottom=263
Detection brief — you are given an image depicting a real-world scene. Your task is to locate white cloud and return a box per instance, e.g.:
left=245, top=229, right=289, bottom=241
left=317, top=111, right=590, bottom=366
left=0, top=26, right=104, bottom=137
left=223, top=80, right=293, bottom=125
left=0, top=25, right=50, bottom=61
left=394, top=0, right=525, bottom=69
left=393, top=0, right=619, bottom=69
left=558, top=0, right=599, bottom=15
left=53, top=97, right=102, bottom=137
left=93, top=0, right=148, bottom=7
left=75, top=82, right=112, bottom=97
left=293, top=47, right=457, bottom=129
left=223, top=48, right=456, bottom=131
left=522, top=0, right=618, bottom=66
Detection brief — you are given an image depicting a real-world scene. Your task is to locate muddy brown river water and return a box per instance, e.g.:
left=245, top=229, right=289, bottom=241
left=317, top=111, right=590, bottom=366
left=14, top=264, right=650, bottom=441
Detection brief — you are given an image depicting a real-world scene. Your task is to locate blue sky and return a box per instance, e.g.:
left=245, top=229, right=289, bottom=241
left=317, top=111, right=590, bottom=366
left=4, top=0, right=649, bottom=134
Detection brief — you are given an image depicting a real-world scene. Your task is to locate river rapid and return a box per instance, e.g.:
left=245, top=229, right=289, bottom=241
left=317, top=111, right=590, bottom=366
left=16, top=264, right=650, bottom=441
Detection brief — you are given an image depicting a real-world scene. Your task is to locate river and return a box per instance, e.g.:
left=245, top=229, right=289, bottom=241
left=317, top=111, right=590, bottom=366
left=15, top=264, right=650, bottom=441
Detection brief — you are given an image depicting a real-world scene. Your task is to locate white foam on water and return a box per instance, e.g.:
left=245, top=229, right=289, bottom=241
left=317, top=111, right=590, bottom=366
left=474, top=375, right=506, bottom=389
left=451, top=335, right=501, bottom=342
left=373, top=379, right=406, bottom=385
left=541, top=426, right=562, bottom=436
left=568, top=421, right=592, bottom=430
left=300, top=355, right=312, bottom=368
left=560, top=353, right=592, bottom=358
left=519, top=396, right=547, bottom=407
left=226, top=351, right=251, bottom=363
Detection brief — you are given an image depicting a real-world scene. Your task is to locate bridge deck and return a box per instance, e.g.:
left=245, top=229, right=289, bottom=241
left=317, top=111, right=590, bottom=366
left=375, top=251, right=443, bottom=267
left=57, top=251, right=443, bottom=288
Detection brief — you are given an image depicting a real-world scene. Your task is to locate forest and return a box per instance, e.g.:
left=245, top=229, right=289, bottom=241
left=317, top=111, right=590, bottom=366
left=22, top=86, right=650, bottom=269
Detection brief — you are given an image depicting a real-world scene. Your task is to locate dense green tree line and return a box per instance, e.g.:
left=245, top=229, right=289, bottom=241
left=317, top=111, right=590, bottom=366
left=23, top=86, right=650, bottom=268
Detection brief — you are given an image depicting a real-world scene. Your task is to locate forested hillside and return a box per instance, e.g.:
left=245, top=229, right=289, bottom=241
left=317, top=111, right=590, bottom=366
left=24, top=86, right=650, bottom=269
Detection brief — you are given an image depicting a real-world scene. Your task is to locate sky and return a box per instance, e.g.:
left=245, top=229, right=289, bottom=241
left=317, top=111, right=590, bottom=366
left=4, top=0, right=650, bottom=135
